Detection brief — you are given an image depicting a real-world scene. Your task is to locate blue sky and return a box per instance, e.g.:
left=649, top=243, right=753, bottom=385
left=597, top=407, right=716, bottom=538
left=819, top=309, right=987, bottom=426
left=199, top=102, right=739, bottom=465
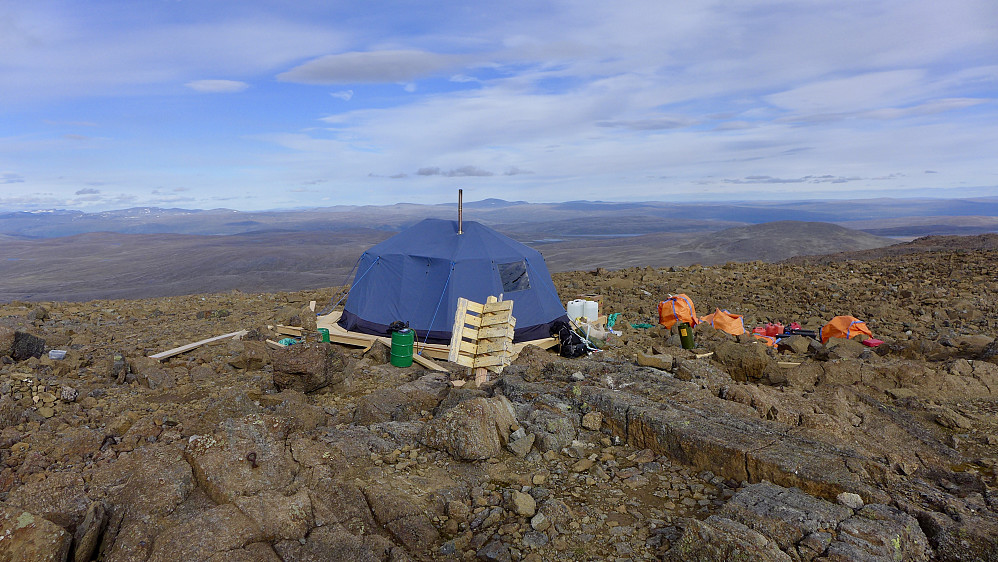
left=1, top=0, right=996, bottom=212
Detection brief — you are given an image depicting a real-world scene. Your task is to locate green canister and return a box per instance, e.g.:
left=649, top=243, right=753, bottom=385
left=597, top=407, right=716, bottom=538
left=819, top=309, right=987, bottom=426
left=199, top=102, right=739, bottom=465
left=678, top=322, right=695, bottom=350
left=390, top=328, right=414, bottom=367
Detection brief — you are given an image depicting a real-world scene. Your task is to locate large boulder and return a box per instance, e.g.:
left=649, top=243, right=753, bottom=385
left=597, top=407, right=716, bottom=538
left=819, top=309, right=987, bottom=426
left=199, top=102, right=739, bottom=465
left=419, top=396, right=517, bottom=460
left=270, top=343, right=349, bottom=393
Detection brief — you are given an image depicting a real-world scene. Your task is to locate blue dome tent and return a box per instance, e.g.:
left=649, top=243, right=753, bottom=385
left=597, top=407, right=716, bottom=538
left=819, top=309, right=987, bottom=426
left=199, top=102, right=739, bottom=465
left=338, top=218, right=568, bottom=345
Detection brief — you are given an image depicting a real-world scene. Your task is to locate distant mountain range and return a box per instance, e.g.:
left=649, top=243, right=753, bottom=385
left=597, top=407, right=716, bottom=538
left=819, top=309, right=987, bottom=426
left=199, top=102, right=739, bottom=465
left=1, top=197, right=996, bottom=302
left=2, top=196, right=997, bottom=239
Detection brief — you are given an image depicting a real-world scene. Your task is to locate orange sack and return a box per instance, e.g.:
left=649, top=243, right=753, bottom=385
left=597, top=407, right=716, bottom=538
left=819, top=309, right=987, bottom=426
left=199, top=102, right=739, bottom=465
left=700, top=308, right=745, bottom=336
left=819, top=315, right=873, bottom=344
left=658, top=294, right=698, bottom=329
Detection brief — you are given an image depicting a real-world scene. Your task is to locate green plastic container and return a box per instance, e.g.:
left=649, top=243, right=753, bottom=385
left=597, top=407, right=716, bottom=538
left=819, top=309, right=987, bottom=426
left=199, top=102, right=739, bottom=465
left=318, top=328, right=329, bottom=343
left=390, top=329, right=414, bottom=368
left=678, top=322, right=695, bottom=350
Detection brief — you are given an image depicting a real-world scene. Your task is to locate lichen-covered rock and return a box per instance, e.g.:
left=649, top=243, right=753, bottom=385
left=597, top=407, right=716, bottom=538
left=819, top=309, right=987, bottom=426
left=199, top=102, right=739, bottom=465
left=419, top=396, right=517, bottom=460
left=0, top=508, right=71, bottom=562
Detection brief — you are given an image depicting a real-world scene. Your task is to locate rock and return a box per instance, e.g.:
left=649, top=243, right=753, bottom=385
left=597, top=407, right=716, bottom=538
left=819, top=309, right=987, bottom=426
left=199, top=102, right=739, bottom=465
left=508, top=433, right=535, bottom=457
left=776, top=334, right=810, bottom=355
left=0, top=327, right=14, bottom=357
left=363, top=485, right=438, bottom=555
left=530, top=512, right=550, bottom=531
left=637, top=351, right=674, bottom=371
left=363, top=340, right=392, bottom=364
left=511, top=491, right=537, bottom=517
left=837, top=491, right=864, bottom=510
left=571, top=458, right=594, bottom=472
left=666, top=516, right=792, bottom=561
left=5, top=472, right=90, bottom=531
left=11, top=332, right=45, bottom=361
left=712, top=341, right=772, bottom=382
left=270, top=343, right=349, bottom=393
left=232, top=490, right=312, bottom=541
left=147, top=504, right=260, bottom=561
left=0, top=508, right=71, bottom=562
left=581, top=411, right=603, bottom=431
left=184, top=415, right=296, bottom=504
left=228, top=341, right=269, bottom=370
left=419, top=396, right=517, bottom=461
left=716, top=482, right=852, bottom=554
left=353, top=389, right=432, bottom=425
left=824, top=504, right=931, bottom=561
left=300, top=305, right=318, bottom=332
left=72, top=501, right=107, bottom=562
left=59, top=386, right=78, bottom=403
left=273, top=524, right=380, bottom=562
left=477, top=539, right=511, bottom=562
left=935, top=407, right=973, bottom=430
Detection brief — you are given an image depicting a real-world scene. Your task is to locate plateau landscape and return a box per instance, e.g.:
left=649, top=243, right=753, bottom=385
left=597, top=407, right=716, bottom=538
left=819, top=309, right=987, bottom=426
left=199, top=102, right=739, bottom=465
left=3, top=0, right=997, bottom=560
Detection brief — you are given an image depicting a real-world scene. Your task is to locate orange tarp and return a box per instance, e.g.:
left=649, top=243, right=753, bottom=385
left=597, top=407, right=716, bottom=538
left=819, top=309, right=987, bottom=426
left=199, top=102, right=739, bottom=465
left=819, top=316, right=873, bottom=344
left=658, top=294, right=698, bottom=329
left=700, top=308, right=745, bottom=336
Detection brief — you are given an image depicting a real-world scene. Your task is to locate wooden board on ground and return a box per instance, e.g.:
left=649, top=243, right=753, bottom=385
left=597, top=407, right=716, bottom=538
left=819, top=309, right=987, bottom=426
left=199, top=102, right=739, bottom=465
left=275, top=325, right=304, bottom=337
left=150, top=330, right=249, bottom=361
left=317, top=308, right=553, bottom=369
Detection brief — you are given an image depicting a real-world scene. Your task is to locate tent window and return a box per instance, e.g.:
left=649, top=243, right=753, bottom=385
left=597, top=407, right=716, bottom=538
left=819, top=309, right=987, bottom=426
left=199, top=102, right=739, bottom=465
left=498, top=260, right=531, bottom=292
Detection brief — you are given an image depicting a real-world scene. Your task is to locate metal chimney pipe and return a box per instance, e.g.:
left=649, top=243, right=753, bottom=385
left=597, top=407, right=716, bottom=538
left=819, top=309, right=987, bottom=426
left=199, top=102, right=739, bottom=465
left=458, top=189, right=463, bottom=234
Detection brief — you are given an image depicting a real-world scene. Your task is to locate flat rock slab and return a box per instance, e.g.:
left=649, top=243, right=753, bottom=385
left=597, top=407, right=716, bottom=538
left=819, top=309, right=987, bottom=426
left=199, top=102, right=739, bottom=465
left=582, top=386, right=889, bottom=504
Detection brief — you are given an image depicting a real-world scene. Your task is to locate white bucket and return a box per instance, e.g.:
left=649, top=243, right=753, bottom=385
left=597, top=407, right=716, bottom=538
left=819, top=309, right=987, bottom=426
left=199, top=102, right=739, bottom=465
left=567, top=299, right=586, bottom=321
left=583, top=300, right=599, bottom=322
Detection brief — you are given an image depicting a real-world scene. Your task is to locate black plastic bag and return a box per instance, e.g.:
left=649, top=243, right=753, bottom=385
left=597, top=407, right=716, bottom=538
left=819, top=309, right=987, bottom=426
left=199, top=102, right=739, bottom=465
left=550, top=321, right=589, bottom=358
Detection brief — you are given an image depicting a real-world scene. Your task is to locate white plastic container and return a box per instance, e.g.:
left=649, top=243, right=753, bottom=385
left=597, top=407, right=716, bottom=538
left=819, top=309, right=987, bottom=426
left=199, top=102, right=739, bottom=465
left=567, top=299, right=586, bottom=321
left=583, top=300, right=599, bottom=322
left=48, top=349, right=67, bottom=360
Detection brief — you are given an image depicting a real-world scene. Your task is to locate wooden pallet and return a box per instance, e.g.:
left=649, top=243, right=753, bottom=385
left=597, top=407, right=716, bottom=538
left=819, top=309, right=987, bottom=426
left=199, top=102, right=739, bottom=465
left=315, top=309, right=557, bottom=370
left=448, top=296, right=515, bottom=375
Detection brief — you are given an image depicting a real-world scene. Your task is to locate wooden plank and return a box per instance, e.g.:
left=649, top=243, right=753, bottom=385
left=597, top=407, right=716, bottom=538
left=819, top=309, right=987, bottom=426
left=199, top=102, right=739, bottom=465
left=482, top=300, right=514, bottom=313
left=448, top=298, right=471, bottom=363
left=512, top=337, right=559, bottom=352
left=455, top=355, right=476, bottom=368
left=475, top=325, right=515, bottom=339
left=473, top=354, right=512, bottom=368
left=275, top=325, right=304, bottom=337
left=329, top=333, right=379, bottom=347
left=265, top=339, right=287, bottom=350
left=411, top=353, right=448, bottom=372
left=149, top=330, right=249, bottom=361
left=475, top=339, right=511, bottom=354
left=465, top=300, right=485, bottom=314
left=479, top=310, right=513, bottom=327
left=309, top=300, right=316, bottom=312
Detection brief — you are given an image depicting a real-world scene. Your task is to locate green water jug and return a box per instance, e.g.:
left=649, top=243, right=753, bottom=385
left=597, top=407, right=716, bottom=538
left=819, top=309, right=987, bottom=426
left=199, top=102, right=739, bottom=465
left=390, top=328, right=414, bottom=368
left=678, top=322, right=695, bottom=350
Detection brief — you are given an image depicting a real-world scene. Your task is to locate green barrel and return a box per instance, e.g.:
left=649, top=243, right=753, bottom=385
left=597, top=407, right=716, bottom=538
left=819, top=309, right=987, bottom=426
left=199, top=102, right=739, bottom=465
left=390, top=329, right=414, bottom=367
left=678, top=322, right=695, bottom=350
left=318, top=328, right=330, bottom=343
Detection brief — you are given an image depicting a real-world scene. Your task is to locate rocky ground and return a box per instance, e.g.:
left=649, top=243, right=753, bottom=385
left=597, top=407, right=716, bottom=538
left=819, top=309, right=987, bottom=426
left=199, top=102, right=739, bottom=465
left=0, top=242, right=996, bottom=561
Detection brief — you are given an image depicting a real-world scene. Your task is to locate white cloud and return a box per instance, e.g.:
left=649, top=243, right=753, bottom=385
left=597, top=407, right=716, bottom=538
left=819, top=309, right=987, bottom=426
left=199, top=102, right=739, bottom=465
left=278, top=50, right=466, bottom=84
left=330, top=90, right=353, bottom=101
left=185, top=79, right=249, bottom=93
